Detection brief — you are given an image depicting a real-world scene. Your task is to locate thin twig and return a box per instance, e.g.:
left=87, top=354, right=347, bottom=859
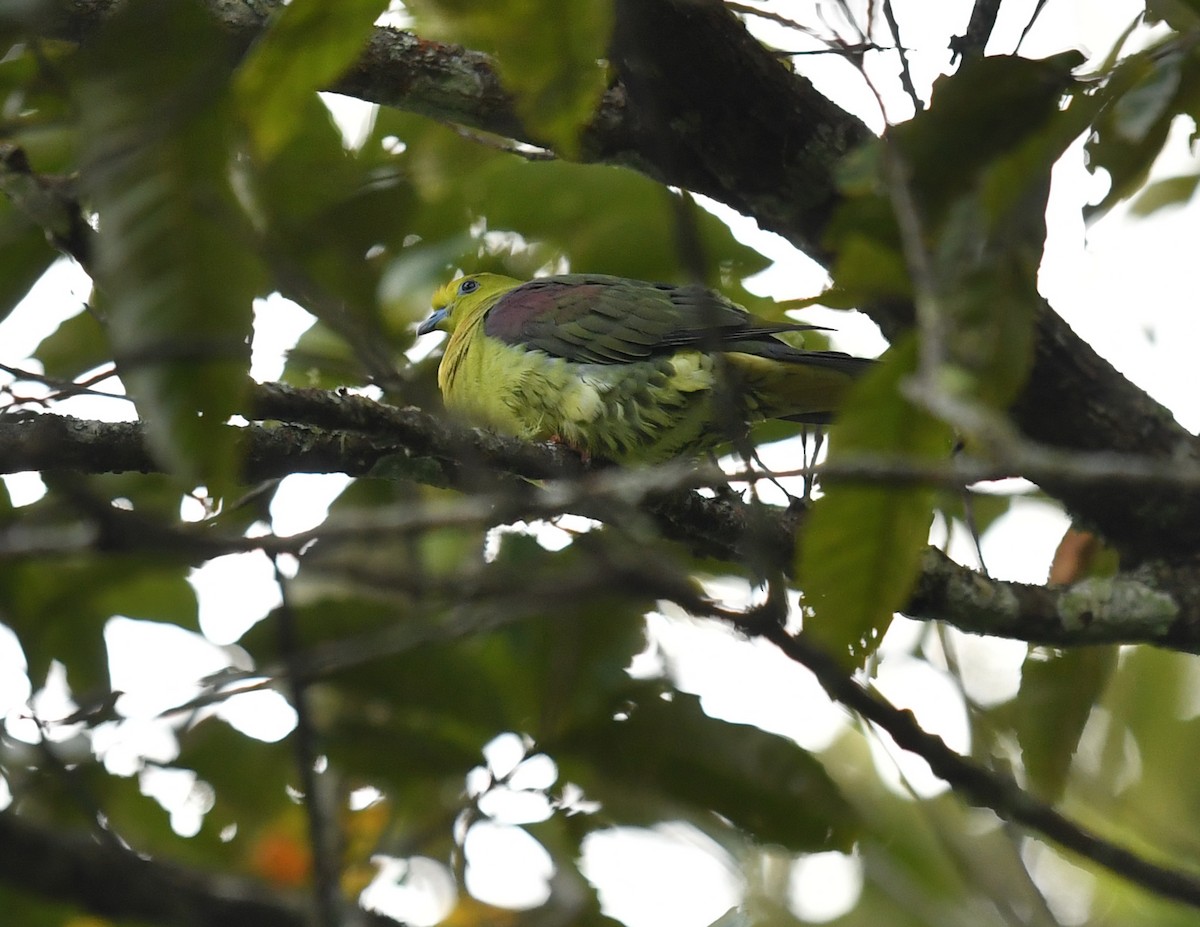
left=449, top=124, right=556, bottom=160
left=737, top=619, right=1200, bottom=911
left=1017, top=0, right=1052, bottom=53
left=880, top=0, right=922, bottom=112
left=272, top=557, right=344, bottom=927
left=0, top=362, right=128, bottom=404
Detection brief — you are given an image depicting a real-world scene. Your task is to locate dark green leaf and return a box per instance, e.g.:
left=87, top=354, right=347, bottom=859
left=0, top=208, right=58, bottom=325
left=175, top=716, right=298, bottom=840
left=77, top=0, right=263, bottom=494
left=0, top=555, right=196, bottom=692
left=236, top=0, right=390, bottom=157
left=0, top=884, right=78, bottom=927
left=407, top=0, right=612, bottom=156
left=891, top=53, right=1082, bottom=224
left=1014, top=646, right=1118, bottom=801
left=555, top=685, right=857, bottom=852
left=1146, top=0, right=1200, bottom=28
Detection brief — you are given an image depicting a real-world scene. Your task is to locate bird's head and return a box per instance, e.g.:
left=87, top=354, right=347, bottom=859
left=418, top=273, right=520, bottom=336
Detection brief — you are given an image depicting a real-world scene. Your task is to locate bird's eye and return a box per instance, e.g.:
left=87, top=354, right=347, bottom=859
left=459, top=279, right=479, bottom=295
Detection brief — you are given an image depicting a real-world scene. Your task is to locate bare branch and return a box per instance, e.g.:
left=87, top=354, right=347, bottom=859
left=272, top=560, right=344, bottom=927
left=950, top=0, right=1004, bottom=63
left=749, top=622, right=1200, bottom=911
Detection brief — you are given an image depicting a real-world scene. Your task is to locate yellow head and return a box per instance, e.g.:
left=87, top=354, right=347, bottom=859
left=417, top=273, right=522, bottom=336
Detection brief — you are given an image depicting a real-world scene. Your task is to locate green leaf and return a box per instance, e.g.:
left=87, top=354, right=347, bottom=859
left=1013, top=646, right=1118, bottom=801
left=555, top=685, right=857, bottom=852
left=522, top=815, right=627, bottom=927
left=825, top=232, right=910, bottom=302
left=1146, top=0, right=1200, bottom=28
left=797, top=338, right=952, bottom=669
left=892, top=53, right=1082, bottom=224
left=33, top=307, right=109, bottom=381
left=77, top=0, right=263, bottom=495
left=0, top=885, right=78, bottom=927
left=236, top=0, right=390, bottom=157
left=0, top=555, right=197, bottom=692
left=0, top=207, right=58, bottom=325
left=1132, top=172, right=1200, bottom=215
left=175, top=716, right=298, bottom=840
left=408, top=0, right=612, bottom=156
left=1084, top=42, right=1200, bottom=219
left=247, top=94, right=422, bottom=364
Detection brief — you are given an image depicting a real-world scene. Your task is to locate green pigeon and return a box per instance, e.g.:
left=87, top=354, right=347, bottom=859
left=418, top=273, right=872, bottom=463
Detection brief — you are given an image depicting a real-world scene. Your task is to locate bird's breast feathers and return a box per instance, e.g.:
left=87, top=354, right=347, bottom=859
left=440, top=328, right=726, bottom=461
left=423, top=273, right=872, bottom=462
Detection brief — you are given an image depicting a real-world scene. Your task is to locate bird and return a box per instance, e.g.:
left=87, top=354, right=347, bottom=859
left=417, top=273, right=873, bottom=464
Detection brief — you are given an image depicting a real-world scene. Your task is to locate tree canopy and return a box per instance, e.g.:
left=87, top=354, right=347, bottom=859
left=3, top=1, right=1200, bottom=925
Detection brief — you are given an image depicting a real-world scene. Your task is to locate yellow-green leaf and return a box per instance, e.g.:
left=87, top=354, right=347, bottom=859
left=236, top=0, right=390, bottom=157
left=797, top=337, right=952, bottom=670
left=407, top=0, right=612, bottom=157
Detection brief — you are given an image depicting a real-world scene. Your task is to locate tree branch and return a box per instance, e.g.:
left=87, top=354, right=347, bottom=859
left=747, top=622, right=1200, bottom=911
left=5, top=391, right=1200, bottom=651
left=0, top=811, right=316, bottom=927
left=29, top=0, right=1200, bottom=563
left=950, top=0, right=1004, bottom=63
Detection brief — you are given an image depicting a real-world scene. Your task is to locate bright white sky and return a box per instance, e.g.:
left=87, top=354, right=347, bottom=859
left=1, top=2, right=1196, bottom=925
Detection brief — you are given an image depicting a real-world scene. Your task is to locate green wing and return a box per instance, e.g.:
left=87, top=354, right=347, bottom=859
left=482, top=274, right=835, bottom=365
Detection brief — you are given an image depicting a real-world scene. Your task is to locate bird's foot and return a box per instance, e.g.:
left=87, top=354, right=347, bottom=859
left=547, top=434, right=591, bottom=464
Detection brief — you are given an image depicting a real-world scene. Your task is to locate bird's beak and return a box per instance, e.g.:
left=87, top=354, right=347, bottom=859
left=417, top=308, right=449, bottom=336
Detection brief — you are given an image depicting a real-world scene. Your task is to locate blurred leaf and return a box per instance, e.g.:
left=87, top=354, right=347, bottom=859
left=521, top=815, right=626, bottom=927
left=1085, top=42, right=1200, bottom=220
left=1146, top=0, right=1200, bottom=28
left=556, top=685, right=857, bottom=852
left=933, top=228, right=1039, bottom=407
left=1132, top=172, right=1200, bottom=215
left=897, top=55, right=1092, bottom=409
left=825, top=233, right=910, bottom=303
left=0, top=885, right=77, bottom=927
left=282, top=320, right=369, bottom=388
left=407, top=0, right=612, bottom=157
left=482, top=532, right=652, bottom=738
left=888, top=53, right=1081, bottom=224
left=77, top=0, right=263, bottom=494
left=0, top=555, right=196, bottom=691
left=933, top=487, right=1019, bottom=544
left=32, top=307, right=109, bottom=381
left=0, top=40, right=79, bottom=174
left=366, top=110, right=774, bottom=322
left=1014, top=646, right=1118, bottom=801
left=830, top=55, right=1094, bottom=416
left=0, top=207, right=57, bottom=325
left=706, top=908, right=753, bottom=927
left=798, top=338, right=951, bottom=669
left=98, top=767, right=226, bottom=866
left=269, top=533, right=652, bottom=797
left=236, top=0, right=389, bottom=157
left=175, top=717, right=297, bottom=841
left=248, top=95, right=421, bottom=377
